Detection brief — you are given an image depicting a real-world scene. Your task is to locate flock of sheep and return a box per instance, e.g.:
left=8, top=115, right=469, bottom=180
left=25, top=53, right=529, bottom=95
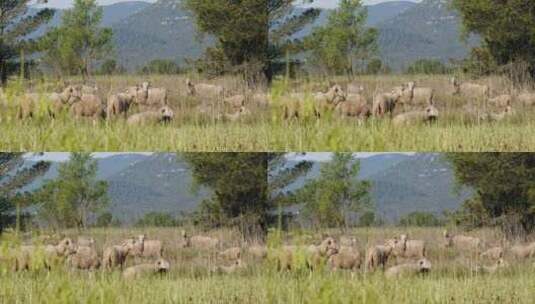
left=282, top=76, right=535, bottom=125
left=9, top=78, right=269, bottom=125
left=6, top=229, right=535, bottom=280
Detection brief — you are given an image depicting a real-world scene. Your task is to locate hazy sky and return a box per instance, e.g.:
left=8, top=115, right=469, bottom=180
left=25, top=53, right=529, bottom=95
left=40, top=0, right=419, bottom=9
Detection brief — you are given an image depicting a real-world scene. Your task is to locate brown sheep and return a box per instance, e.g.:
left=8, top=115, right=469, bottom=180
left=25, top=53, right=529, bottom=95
left=372, top=89, right=402, bottom=118
left=102, top=238, right=141, bottom=270
left=314, top=84, right=346, bottom=115
left=106, top=92, right=136, bottom=119
left=186, top=79, right=225, bottom=100
left=247, top=244, right=268, bottom=260
left=480, top=246, right=504, bottom=261
left=126, top=106, right=174, bottom=126
left=392, top=105, right=439, bottom=126
left=306, top=237, right=339, bottom=270
left=385, top=258, right=432, bottom=279
left=488, top=94, right=512, bottom=107
left=70, top=94, right=105, bottom=119
left=67, top=246, right=100, bottom=270
left=365, top=239, right=397, bottom=272
left=510, top=242, right=535, bottom=259
left=328, top=246, right=361, bottom=271
left=391, top=234, right=426, bottom=260
left=123, top=258, right=170, bottom=280
left=335, top=94, right=371, bottom=120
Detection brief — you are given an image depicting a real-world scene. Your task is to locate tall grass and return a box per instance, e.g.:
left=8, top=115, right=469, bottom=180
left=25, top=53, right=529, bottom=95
left=1, top=74, right=535, bottom=151
left=1, top=227, right=534, bottom=303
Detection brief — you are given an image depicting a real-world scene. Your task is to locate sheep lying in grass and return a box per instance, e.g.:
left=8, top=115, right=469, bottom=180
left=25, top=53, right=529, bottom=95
left=392, top=105, right=439, bottom=126
left=127, top=106, right=174, bottom=126
left=123, top=258, right=170, bottom=280
left=385, top=258, right=432, bottom=279
left=67, top=246, right=100, bottom=270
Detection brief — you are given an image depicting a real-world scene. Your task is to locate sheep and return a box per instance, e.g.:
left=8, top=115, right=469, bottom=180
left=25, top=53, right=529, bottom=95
left=365, top=239, right=398, bottom=271
left=12, top=238, right=76, bottom=271
left=385, top=258, right=432, bottom=279
left=132, top=82, right=168, bottom=110
left=335, top=94, right=372, bottom=120
left=126, top=106, right=174, bottom=126
left=186, top=79, right=225, bottom=100
left=443, top=230, right=483, bottom=254
left=488, top=94, right=512, bottom=107
left=392, top=105, right=439, bottom=126
left=327, top=246, right=361, bottom=271
left=451, top=77, right=490, bottom=99
left=391, top=234, right=426, bottom=260
left=476, top=258, right=508, bottom=274
left=393, top=82, right=415, bottom=105
left=224, top=94, right=245, bottom=109
left=106, top=92, right=136, bottom=119
left=225, top=106, right=251, bottom=122
left=480, top=246, right=504, bottom=261
left=67, top=246, right=100, bottom=270
left=17, top=86, right=81, bottom=119
left=478, top=106, right=514, bottom=122
left=140, top=237, right=164, bottom=259
left=510, top=242, right=535, bottom=259
left=70, top=94, right=106, bottom=119
left=306, top=237, right=340, bottom=270
left=102, top=238, right=141, bottom=270
left=517, top=92, right=535, bottom=106
left=347, top=83, right=364, bottom=94
left=314, top=84, right=346, bottom=114
left=412, top=87, right=435, bottom=106
left=247, top=244, right=268, bottom=260
left=189, top=235, right=220, bottom=250
left=18, top=93, right=40, bottom=119
left=372, top=89, right=402, bottom=118
left=214, top=259, right=245, bottom=274
left=219, top=247, right=241, bottom=261
left=122, top=258, right=170, bottom=280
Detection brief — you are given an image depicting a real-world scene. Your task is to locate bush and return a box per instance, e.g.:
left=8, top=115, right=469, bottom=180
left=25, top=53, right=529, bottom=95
left=406, top=59, right=450, bottom=75
left=135, top=212, right=178, bottom=227
left=139, top=59, right=181, bottom=75
left=399, top=211, right=442, bottom=227
left=97, top=60, right=126, bottom=75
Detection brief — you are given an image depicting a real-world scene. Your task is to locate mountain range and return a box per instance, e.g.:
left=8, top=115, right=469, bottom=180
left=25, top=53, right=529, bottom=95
left=27, top=153, right=470, bottom=225
left=31, top=0, right=477, bottom=71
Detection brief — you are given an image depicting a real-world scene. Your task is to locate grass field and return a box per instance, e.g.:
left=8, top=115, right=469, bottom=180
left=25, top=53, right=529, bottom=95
left=1, top=74, right=535, bottom=152
left=1, top=227, right=534, bottom=303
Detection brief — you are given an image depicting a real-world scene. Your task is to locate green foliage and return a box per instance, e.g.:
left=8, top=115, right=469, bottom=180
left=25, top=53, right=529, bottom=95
left=304, top=0, right=377, bottom=77
left=406, top=59, right=450, bottom=75
left=0, top=0, right=54, bottom=84
left=94, top=212, right=120, bottom=227
left=135, top=212, right=177, bottom=227
left=365, top=58, right=387, bottom=75
left=39, top=0, right=113, bottom=77
left=447, top=153, right=535, bottom=236
left=97, top=59, right=125, bottom=75
left=139, top=59, right=181, bottom=75
left=298, top=153, right=373, bottom=228
left=0, top=153, right=50, bottom=233
left=399, top=211, right=442, bottom=227
left=452, top=0, right=535, bottom=81
left=183, top=153, right=269, bottom=235
left=34, top=153, right=109, bottom=230
left=358, top=211, right=381, bottom=227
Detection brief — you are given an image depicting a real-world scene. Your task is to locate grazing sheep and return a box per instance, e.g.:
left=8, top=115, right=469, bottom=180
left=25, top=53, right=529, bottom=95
left=189, top=235, right=220, bottom=250
left=186, top=79, right=225, bottom=99
left=510, top=242, right=535, bottom=259
left=67, top=246, right=100, bottom=270
left=480, top=246, right=504, bottom=261
left=224, top=94, right=245, bottom=109
left=372, top=90, right=402, bottom=118
left=451, top=77, right=490, bottom=99
left=107, top=92, right=136, bottom=119
left=13, top=238, right=76, bottom=271
left=102, top=238, right=140, bottom=270
left=126, top=106, right=174, bottom=126
left=215, top=259, right=245, bottom=274
left=328, top=246, right=361, bottom=271
left=314, top=84, right=346, bottom=114
left=219, top=247, right=241, bottom=261
left=392, top=105, right=439, bottom=126
left=488, top=94, right=512, bottom=107
left=412, top=87, right=435, bottom=106
left=247, top=244, right=268, bottom=260
left=17, top=86, right=81, bottom=119
left=385, top=258, right=432, bottom=279
left=70, top=94, right=105, bottom=119
left=335, top=94, right=371, bottom=120
left=306, top=237, right=340, bottom=270
left=517, top=92, right=535, bottom=106
left=141, top=238, right=164, bottom=259
left=391, top=234, right=426, bottom=260
left=123, top=258, right=170, bottom=280
left=443, top=230, right=483, bottom=254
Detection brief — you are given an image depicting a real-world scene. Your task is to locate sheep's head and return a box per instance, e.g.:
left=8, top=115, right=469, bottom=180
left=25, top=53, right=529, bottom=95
left=155, top=258, right=170, bottom=273
left=327, top=84, right=346, bottom=104
left=57, top=238, right=77, bottom=256
left=417, top=258, right=432, bottom=272
left=159, top=106, right=175, bottom=122
left=425, top=105, right=439, bottom=121
left=319, top=237, right=339, bottom=257
left=185, top=79, right=196, bottom=96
